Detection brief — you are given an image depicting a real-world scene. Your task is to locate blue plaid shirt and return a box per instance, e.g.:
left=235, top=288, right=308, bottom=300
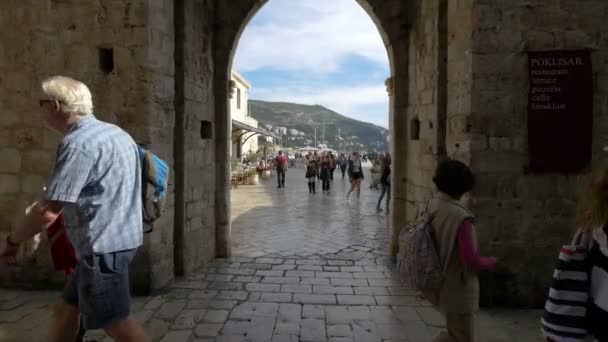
left=44, top=115, right=143, bottom=256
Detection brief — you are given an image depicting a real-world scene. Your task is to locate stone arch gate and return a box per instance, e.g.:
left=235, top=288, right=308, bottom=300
left=174, top=0, right=428, bottom=294
left=1, top=0, right=607, bottom=308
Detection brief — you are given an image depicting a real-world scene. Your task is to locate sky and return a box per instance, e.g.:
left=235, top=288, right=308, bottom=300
left=233, top=0, right=390, bottom=128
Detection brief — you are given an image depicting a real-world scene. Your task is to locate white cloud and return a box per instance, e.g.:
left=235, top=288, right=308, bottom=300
left=251, top=84, right=388, bottom=127
left=234, top=0, right=389, bottom=73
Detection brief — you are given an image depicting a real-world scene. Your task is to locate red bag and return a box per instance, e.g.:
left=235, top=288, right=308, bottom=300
left=46, top=214, right=77, bottom=275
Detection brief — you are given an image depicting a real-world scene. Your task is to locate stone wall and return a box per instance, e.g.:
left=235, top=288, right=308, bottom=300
left=404, top=0, right=443, bottom=223
left=0, top=0, right=168, bottom=290
left=179, top=0, right=217, bottom=274
left=129, top=0, right=176, bottom=294
left=468, top=0, right=608, bottom=306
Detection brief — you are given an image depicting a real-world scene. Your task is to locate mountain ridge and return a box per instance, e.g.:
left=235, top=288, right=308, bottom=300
left=249, top=100, right=388, bottom=151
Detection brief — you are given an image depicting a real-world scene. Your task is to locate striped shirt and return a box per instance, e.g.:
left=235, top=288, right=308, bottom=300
left=589, top=225, right=608, bottom=340
left=44, top=115, right=143, bottom=256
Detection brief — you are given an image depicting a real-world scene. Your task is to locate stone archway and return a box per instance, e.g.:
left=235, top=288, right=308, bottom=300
left=2, top=0, right=605, bottom=307
left=209, top=0, right=412, bottom=262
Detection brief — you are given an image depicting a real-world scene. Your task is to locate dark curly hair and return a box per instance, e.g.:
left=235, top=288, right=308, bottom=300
left=432, top=159, right=475, bottom=197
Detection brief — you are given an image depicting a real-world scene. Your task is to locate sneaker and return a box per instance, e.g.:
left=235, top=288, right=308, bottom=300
left=376, top=208, right=383, bottom=212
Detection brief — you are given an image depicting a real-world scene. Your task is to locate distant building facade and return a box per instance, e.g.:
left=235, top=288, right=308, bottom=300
left=230, top=71, right=260, bottom=159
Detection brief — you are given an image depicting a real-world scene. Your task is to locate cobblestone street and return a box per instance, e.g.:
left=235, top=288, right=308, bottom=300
left=0, top=166, right=542, bottom=341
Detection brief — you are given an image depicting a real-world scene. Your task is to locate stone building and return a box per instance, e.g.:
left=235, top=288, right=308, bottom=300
left=0, top=0, right=607, bottom=306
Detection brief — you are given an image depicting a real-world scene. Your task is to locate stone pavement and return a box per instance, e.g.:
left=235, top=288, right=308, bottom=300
left=0, top=165, right=543, bottom=341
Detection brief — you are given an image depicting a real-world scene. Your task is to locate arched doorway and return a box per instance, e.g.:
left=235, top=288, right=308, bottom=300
left=211, top=0, right=407, bottom=259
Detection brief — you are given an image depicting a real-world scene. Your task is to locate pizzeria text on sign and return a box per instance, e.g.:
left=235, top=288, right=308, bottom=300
left=530, top=56, right=584, bottom=110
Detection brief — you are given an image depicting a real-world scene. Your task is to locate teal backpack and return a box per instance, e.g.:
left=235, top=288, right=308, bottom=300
left=137, top=145, right=169, bottom=233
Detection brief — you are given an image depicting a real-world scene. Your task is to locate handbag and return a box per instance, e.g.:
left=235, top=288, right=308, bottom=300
left=541, top=230, right=592, bottom=341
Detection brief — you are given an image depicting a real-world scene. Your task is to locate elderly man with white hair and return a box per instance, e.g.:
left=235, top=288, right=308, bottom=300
left=0, top=76, right=149, bottom=341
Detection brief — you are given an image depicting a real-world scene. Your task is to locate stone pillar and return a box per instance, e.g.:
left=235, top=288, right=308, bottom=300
left=385, top=76, right=398, bottom=258
left=214, top=54, right=232, bottom=258
left=389, top=41, right=410, bottom=259
left=212, top=0, right=265, bottom=258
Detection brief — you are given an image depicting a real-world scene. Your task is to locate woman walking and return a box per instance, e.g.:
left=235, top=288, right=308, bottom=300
left=329, top=153, right=337, bottom=181
left=320, top=155, right=332, bottom=193
left=376, top=154, right=391, bottom=212
left=427, top=159, right=497, bottom=342
left=347, top=152, right=364, bottom=201
left=305, top=160, right=318, bottom=194
left=338, top=153, right=347, bottom=179
left=566, top=164, right=608, bottom=341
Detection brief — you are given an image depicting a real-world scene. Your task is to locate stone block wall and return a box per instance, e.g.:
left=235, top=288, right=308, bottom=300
left=180, top=0, right=216, bottom=274
left=0, top=0, right=163, bottom=289
left=130, top=0, right=176, bottom=294
left=446, top=0, right=474, bottom=164
left=404, top=0, right=443, bottom=222
left=467, top=0, right=608, bottom=306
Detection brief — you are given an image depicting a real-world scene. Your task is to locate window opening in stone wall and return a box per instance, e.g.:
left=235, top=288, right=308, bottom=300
left=98, top=47, right=114, bottom=74
left=201, top=120, right=212, bottom=139
left=411, top=118, right=420, bottom=140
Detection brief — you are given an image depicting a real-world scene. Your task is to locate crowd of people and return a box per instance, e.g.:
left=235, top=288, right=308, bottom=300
left=271, top=150, right=391, bottom=212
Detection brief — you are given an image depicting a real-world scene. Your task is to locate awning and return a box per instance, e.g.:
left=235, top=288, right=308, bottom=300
left=296, top=146, right=319, bottom=152
left=232, top=119, right=280, bottom=141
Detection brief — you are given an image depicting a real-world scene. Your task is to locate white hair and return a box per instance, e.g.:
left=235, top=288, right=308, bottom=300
left=41, top=76, right=93, bottom=116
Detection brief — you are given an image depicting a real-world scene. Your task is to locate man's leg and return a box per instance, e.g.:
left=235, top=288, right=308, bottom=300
left=105, top=316, right=149, bottom=342
left=49, top=261, right=82, bottom=342
left=85, top=250, right=149, bottom=342
left=282, top=170, right=286, bottom=187
left=386, top=184, right=391, bottom=211
left=48, top=300, right=80, bottom=342
left=277, top=169, right=282, bottom=188
left=377, top=185, right=386, bottom=211
left=445, top=313, right=475, bottom=342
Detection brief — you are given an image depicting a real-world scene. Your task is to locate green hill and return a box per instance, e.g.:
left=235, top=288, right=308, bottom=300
left=249, top=100, right=388, bottom=152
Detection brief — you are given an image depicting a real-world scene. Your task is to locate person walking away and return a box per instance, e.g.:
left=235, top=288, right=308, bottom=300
left=338, top=153, right=347, bottom=179
left=313, top=151, right=321, bottom=180
left=256, top=160, right=265, bottom=178
left=564, top=164, right=608, bottom=342
left=370, top=158, right=382, bottom=189
left=0, top=76, right=149, bottom=342
left=329, top=153, right=337, bottom=181
left=347, top=152, right=364, bottom=201
left=425, top=159, right=497, bottom=342
left=305, top=160, right=318, bottom=194
left=377, top=155, right=391, bottom=212
left=275, top=150, right=288, bottom=188
left=320, top=155, right=332, bottom=193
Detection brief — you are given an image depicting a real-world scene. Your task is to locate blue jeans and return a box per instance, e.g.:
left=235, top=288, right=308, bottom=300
left=377, top=183, right=391, bottom=210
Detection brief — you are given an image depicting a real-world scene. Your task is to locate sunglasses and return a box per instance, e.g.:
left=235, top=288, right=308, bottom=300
left=39, top=99, right=62, bottom=107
